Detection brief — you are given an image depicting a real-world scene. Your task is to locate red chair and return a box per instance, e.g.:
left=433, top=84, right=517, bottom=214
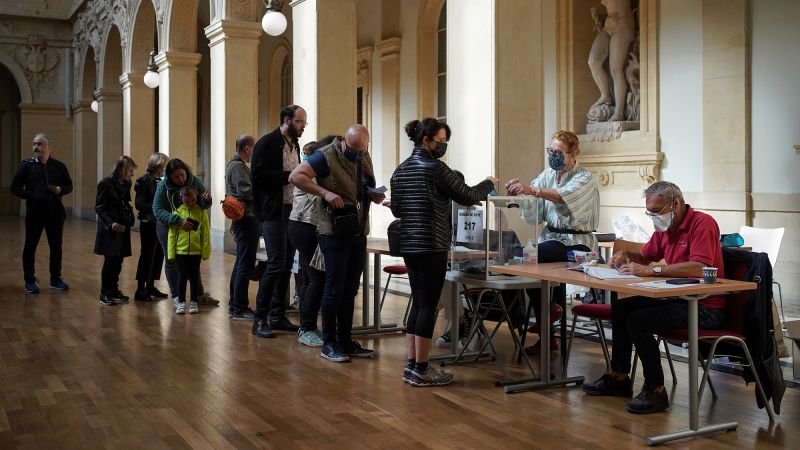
left=656, top=255, right=776, bottom=422
left=379, top=265, right=413, bottom=325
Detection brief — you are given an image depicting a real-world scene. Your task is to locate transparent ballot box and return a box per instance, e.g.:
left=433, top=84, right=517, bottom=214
left=451, top=196, right=539, bottom=279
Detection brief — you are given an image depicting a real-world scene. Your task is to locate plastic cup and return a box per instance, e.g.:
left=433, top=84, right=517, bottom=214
left=703, top=267, right=718, bottom=284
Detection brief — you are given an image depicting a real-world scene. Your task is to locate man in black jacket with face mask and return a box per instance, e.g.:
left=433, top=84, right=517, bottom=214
left=11, top=133, right=73, bottom=294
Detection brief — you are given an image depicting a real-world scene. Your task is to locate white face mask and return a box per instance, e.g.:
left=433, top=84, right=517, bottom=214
left=651, top=211, right=674, bottom=232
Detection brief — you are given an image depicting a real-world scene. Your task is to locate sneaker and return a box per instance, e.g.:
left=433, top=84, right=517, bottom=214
left=49, top=279, right=69, bottom=291
left=435, top=329, right=453, bottom=348
left=409, top=366, right=454, bottom=387
left=298, top=329, right=324, bottom=347
left=626, top=385, right=670, bottom=414
left=197, top=292, right=220, bottom=306
left=175, top=302, right=186, bottom=314
left=343, top=341, right=375, bottom=358
left=402, top=367, right=414, bottom=384
left=189, top=301, right=199, bottom=314
left=523, top=339, right=559, bottom=356
left=112, top=290, right=130, bottom=303
left=148, top=287, right=169, bottom=299
left=98, top=293, right=114, bottom=306
left=526, top=304, right=563, bottom=334
left=582, top=373, right=634, bottom=397
left=229, top=308, right=256, bottom=321
left=172, top=296, right=180, bottom=308
left=320, top=343, right=350, bottom=362
left=25, top=280, right=40, bottom=294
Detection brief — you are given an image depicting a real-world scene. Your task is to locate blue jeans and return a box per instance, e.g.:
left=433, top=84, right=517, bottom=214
left=255, top=204, right=294, bottom=321
left=288, top=220, right=325, bottom=331
left=229, top=216, right=260, bottom=314
left=318, top=234, right=366, bottom=345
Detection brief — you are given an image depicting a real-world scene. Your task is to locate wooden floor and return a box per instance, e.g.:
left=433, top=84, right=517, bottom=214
left=0, top=217, right=797, bottom=449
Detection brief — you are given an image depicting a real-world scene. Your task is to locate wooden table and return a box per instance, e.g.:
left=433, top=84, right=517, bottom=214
left=489, top=262, right=756, bottom=446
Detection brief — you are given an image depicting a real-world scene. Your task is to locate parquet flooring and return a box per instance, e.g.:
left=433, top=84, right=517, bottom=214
left=0, top=217, right=797, bottom=449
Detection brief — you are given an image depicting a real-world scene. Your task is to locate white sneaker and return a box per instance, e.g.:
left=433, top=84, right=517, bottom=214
left=172, top=296, right=179, bottom=308
left=175, top=302, right=186, bottom=314
left=189, top=301, right=199, bottom=314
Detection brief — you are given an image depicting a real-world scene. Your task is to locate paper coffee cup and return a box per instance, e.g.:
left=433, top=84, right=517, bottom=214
left=703, top=267, right=718, bottom=284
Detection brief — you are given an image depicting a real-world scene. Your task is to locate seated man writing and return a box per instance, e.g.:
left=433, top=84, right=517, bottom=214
left=582, top=181, right=726, bottom=414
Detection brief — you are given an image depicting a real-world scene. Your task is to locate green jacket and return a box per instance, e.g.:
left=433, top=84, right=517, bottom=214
left=167, top=204, right=211, bottom=260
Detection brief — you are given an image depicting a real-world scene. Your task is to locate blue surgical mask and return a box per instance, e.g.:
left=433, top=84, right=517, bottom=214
left=548, top=152, right=566, bottom=171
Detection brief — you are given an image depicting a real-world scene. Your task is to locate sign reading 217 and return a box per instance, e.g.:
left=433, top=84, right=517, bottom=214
left=456, top=210, right=483, bottom=243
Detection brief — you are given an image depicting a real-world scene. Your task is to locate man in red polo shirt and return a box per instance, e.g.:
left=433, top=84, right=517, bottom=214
left=582, top=181, right=726, bottom=414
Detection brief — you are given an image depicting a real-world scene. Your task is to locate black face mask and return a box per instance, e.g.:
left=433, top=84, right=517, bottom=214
left=430, top=142, right=448, bottom=159
left=342, top=144, right=365, bottom=162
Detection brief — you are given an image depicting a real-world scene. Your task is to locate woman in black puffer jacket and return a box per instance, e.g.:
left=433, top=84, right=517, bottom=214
left=390, top=118, right=497, bottom=387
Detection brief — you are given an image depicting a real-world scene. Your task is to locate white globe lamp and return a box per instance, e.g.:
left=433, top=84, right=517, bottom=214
left=261, top=10, right=287, bottom=36
left=143, top=50, right=160, bottom=89
left=90, top=99, right=99, bottom=113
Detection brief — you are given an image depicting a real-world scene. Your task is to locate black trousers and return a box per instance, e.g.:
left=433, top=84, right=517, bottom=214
left=255, top=204, right=294, bottom=321
left=229, top=216, right=260, bottom=314
left=135, top=221, right=163, bottom=285
left=404, top=252, right=448, bottom=339
left=176, top=255, right=202, bottom=303
left=525, top=240, right=592, bottom=335
left=318, top=234, right=366, bottom=346
left=23, top=210, right=65, bottom=283
left=101, top=255, right=124, bottom=295
left=610, top=297, right=725, bottom=387
left=288, top=220, right=325, bottom=331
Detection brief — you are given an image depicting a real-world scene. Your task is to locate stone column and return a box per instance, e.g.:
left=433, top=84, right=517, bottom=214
left=155, top=51, right=202, bottom=165
left=120, top=72, right=155, bottom=169
left=373, top=37, right=401, bottom=235
left=204, top=19, right=261, bottom=250
left=96, top=88, right=123, bottom=180
left=701, top=0, right=749, bottom=225
left=71, top=100, right=98, bottom=218
left=290, top=0, right=357, bottom=144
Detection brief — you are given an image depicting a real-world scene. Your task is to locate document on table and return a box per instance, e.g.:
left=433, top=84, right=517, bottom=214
left=451, top=245, right=476, bottom=252
left=628, top=280, right=693, bottom=289
left=583, top=266, right=639, bottom=280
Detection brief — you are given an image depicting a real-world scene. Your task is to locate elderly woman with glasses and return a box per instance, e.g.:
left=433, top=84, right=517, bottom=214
left=506, top=130, right=600, bottom=355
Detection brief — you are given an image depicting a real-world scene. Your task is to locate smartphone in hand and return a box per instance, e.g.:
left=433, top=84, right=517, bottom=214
left=185, top=218, right=200, bottom=230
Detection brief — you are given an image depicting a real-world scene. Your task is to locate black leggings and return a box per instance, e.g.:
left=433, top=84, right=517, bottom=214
left=176, top=255, right=201, bottom=304
left=404, top=252, right=448, bottom=339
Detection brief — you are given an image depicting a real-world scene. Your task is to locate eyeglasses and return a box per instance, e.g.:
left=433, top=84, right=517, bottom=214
left=644, top=202, right=672, bottom=217
left=293, top=119, right=308, bottom=126
left=546, top=147, right=568, bottom=156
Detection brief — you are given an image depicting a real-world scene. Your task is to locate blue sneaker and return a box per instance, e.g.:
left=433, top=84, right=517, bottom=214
left=25, top=281, right=40, bottom=294
left=49, top=279, right=69, bottom=291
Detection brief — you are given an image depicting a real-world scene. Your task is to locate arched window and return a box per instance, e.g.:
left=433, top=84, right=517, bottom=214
left=280, top=54, right=292, bottom=107
left=436, top=2, right=446, bottom=121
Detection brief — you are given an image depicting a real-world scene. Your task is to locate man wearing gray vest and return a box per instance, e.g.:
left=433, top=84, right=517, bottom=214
left=289, top=125, right=385, bottom=362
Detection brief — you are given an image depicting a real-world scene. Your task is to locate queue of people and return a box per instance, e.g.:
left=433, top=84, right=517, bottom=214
left=11, top=114, right=729, bottom=412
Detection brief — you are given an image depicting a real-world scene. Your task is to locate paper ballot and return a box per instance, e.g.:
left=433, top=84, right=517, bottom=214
left=583, top=266, right=640, bottom=280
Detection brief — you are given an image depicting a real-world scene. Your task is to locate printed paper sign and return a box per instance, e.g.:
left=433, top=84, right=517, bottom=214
left=456, top=210, right=483, bottom=243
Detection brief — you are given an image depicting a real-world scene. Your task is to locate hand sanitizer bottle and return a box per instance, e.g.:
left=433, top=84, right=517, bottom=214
left=523, top=239, right=537, bottom=264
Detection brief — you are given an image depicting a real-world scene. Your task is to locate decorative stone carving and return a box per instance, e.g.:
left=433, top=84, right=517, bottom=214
left=579, top=152, right=663, bottom=189
left=586, top=0, right=640, bottom=141
left=13, top=36, right=59, bottom=96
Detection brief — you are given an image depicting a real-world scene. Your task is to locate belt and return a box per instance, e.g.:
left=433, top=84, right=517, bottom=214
left=547, top=225, right=592, bottom=235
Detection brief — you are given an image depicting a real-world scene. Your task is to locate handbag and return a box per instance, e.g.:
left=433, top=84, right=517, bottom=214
left=387, top=219, right=402, bottom=256
left=329, top=203, right=361, bottom=236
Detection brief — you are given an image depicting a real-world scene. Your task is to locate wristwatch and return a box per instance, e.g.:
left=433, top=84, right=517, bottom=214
left=652, top=266, right=663, bottom=276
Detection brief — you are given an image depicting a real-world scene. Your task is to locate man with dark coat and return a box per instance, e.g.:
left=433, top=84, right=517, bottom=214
left=10, top=133, right=73, bottom=294
left=250, top=105, right=305, bottom=338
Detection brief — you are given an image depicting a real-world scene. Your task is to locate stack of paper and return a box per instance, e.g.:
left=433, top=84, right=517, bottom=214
left=583, top=266, right=639, bottom=280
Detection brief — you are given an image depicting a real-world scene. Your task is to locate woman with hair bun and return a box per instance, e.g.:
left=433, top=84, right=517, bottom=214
left=390, top=118, right=498, bottom=387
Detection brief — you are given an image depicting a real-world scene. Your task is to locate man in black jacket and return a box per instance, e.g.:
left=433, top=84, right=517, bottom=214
left=250, top=105, right=306, bottom=338
left=10, top=133, right=73, bottom=294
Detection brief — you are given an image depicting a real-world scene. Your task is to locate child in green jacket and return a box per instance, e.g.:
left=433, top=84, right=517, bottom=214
left=168, top=186, right=211, bottom=314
